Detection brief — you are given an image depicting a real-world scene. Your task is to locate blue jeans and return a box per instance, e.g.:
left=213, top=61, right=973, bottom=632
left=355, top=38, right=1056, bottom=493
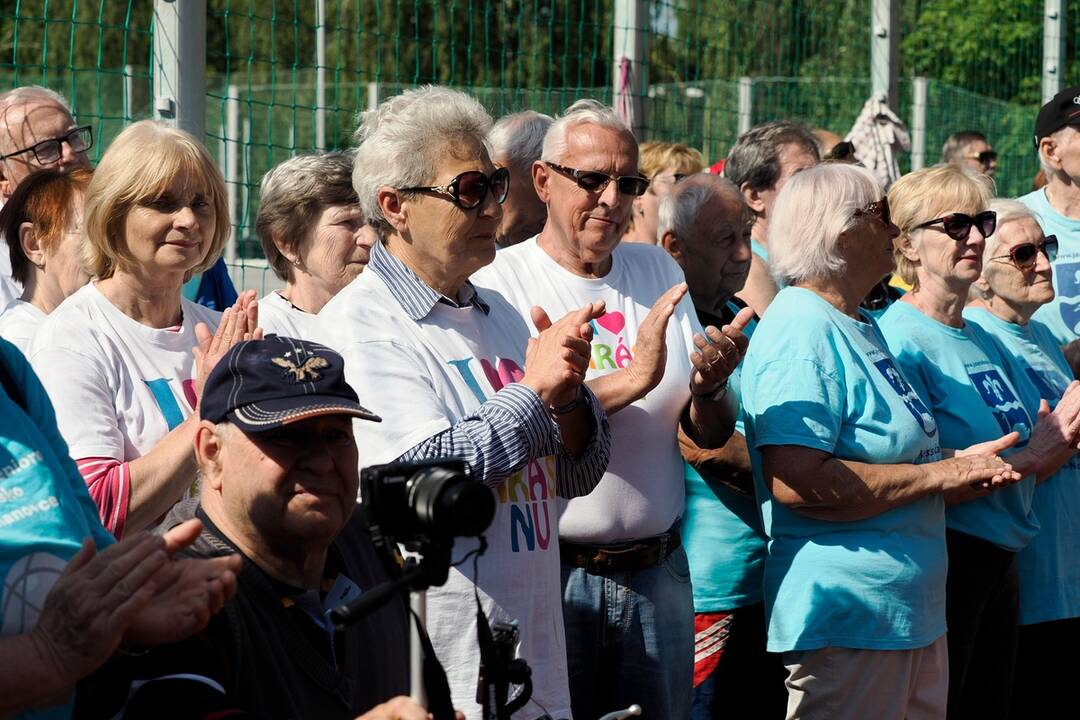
left=560, top=546, right=694, bottom=720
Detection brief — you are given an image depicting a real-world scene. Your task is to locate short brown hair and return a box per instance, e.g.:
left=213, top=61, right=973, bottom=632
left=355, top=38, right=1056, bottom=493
left=0, top=167, right=91, bottom=285
left=82, top=120, right=229, bottom=280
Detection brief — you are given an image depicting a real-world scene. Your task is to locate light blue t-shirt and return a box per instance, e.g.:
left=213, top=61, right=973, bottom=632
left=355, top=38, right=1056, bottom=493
left=750, top=237, right=786, bottom=291
left=1018, top=188, right=1080, bottom=344
left=684, top=300, right=766, bottom=612
left=741, top=287, right=945, bottom=653
left=965, top=306, right=1080, bottom=625
left=0, top=339, right=115, bottom=720
left=879, top=301, right=1039, bottom=552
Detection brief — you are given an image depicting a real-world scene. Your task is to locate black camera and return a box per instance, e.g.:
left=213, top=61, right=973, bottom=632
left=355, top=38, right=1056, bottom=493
left=361, top=458, right=496, bottom=546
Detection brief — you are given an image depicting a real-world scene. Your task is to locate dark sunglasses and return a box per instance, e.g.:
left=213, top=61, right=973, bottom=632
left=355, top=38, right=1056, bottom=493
left=964, top=150, right=998, bottom=166
left=990, top=235, right=1058, bottom=270
left=546, top=161, right=650, bottom=197
left=826, top=141, right=856, bottom=161
left=854, top=197, right=892, bottom=227
left=912, top=210, right=997, bottom=241
left=0, top=125, right=93, bottom=165
left=399, top=167, right=510, bottom=210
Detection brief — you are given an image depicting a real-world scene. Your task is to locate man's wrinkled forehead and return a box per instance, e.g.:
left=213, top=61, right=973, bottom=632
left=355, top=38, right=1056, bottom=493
left=0, top=100, right=75, bottom=151
left=562, top=122, right=639, bottom=168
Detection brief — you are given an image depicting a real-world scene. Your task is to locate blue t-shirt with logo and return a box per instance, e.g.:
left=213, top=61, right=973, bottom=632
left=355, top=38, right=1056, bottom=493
left=965, top=307, right=1080, bottom=624
left=879, top=300, right=1039, bottom=552
left=1018, top=188, right=1080, bottom=344
left=741, top=287, right=945, bottom=653
left=683, top=301, right=766, bottom=612
left=0, top=339, right=115, bottom=719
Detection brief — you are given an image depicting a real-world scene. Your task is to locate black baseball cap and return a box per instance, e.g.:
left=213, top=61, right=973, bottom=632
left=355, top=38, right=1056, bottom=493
left=1035, top=84, right=1080, bottom=148
left=200, top=336, right=381, bottom=432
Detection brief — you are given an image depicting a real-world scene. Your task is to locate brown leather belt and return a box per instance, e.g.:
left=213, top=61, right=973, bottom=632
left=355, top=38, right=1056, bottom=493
left=560, top=528, right=682, bottom=574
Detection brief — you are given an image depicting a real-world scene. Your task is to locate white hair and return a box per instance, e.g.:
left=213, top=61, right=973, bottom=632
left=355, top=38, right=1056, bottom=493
left=541, top=99, right=633, bottom=163
left=352, top=86, right=493, bottom=232
left=0, top=85, right=73, bottom=116
left=1039, top=125, right=1075, bottom=176
left=982, top=198, right=1043, bottom=263
left=488, top=110, right=554, bottom=172
left=656, top=174, right=744, bottom=243
left=768, top=163, right=882, bottom=285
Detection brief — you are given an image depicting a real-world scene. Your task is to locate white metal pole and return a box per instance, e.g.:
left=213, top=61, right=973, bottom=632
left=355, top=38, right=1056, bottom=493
left=124, top=64, right=135, bottom=120
left=225, top=85, right=240, bottom=266
left=409, top=590, right=428, bottom=707
left=870, top=0, right=899, bottom=108
left=613, top=0, right=648, bottom=139
left=737, top=77, right=753, bottom=136
left=1044, top=0, right=1066, bottom=103
left=315, top=0, right=326, bottom=149
left=152, top=0, right=206, bottom=140
left=367, top=81, right=380, bottom=112
left=911, top=77, right=928, bottom=171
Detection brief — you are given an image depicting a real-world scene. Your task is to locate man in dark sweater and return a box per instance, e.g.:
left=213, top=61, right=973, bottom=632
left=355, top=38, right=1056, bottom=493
left=79, top=336, right=418, bottom=719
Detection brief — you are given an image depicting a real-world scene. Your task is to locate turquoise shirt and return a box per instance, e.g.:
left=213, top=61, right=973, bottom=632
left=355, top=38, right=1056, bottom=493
left=750, top=237, right=786, bottom=290
left=965, top=307, right=1080, bottom=624
left=0, top=339, right=114, bottom=720
left=879, top=301, right=1039, bottom=551
left=741, top=287, right=945, bottom=653
left=1018, top=188, right=1080, bottom=344
left=684, top=301, right=766, bottom=612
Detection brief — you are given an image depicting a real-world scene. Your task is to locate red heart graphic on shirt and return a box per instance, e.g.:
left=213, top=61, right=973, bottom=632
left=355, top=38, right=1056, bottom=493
left=595, top=311, right=626, bottom=335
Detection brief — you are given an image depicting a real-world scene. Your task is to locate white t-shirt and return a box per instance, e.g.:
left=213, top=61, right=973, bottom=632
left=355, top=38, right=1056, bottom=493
left=314, top=267, right=573, bottom=719
left=258, top=290, right=315, bottom=340
left=473, top=236, right=699, bottom=543
left=0, top=237, right=21, bottom=310
left=27, top=282, right=220, bottom=463
left=0, top=298, right=46, bottom=355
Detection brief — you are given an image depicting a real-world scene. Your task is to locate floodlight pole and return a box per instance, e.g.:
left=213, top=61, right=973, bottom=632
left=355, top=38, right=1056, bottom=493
left=1044, top=0, right=1066, bottom=102
left=152, top=0, right=206, bottom=140
left=870, top=0, right=899, bottom=108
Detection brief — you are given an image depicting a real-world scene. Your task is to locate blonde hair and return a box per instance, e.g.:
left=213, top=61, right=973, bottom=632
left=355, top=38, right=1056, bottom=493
left=638, top=142, right=704, bottom=179
left=887, top=164, right=994, bottom=287
left=82, top=120, right=229, bottom=279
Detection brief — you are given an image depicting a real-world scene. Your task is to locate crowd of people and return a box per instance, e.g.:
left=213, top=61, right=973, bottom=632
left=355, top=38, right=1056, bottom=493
left=1, top=77, right=1079, bottom=720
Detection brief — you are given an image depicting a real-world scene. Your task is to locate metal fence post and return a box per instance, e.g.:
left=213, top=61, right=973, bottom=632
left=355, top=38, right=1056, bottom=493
left=225, top=85, right=241, bottom=265
left=152, top=0, right=206, bottom=140
left=315, top=0, right=326, bottom=149
left=911, top=77, right=928, bottom=171
left=613, top=0, right=648, bottom=139
left=1044, top=0, right=1066, bottom=102
left=870, top=0, right=899, bottom=108
left=737, top=77, right=753, bottom=136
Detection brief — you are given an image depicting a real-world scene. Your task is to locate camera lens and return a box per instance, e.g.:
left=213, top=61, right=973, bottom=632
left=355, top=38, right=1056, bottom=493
left=408, top=467, right=496, bottom=537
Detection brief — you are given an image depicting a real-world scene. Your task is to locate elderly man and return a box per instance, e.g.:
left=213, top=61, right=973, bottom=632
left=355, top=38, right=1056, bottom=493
left=85, top=336, right=420, bottom=719
left=656, top=175, right=788, bottom=718
left=474, top=99, right=750, bottom=720
left=723, top=120, right=819, bottom=318
left=942, top=130, right=997, bottom=177
left=489, top=110, right=553, bottom=247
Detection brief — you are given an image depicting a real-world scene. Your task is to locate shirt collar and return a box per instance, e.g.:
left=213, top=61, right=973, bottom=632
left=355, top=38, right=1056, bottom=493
left=366, top=240, right=490, bottom=320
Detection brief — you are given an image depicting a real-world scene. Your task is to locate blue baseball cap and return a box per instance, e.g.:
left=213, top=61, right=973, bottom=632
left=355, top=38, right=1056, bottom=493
left=200, top=336, right=381, bottom=432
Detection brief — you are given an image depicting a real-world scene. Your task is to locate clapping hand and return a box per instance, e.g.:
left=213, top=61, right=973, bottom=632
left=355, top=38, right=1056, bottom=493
left=522, top=301, right=606, bottom=408
left=689, top=306, right=753, bottom=398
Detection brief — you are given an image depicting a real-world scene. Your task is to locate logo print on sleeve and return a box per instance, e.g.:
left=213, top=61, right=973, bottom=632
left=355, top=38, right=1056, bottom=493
left=1025, top=367, right=1069, bottom=408
left=589, top=311, right=633, bottom=370
left=969, top=369, right=1032, bottom=444
left=872, top=358, right=938, bottom=438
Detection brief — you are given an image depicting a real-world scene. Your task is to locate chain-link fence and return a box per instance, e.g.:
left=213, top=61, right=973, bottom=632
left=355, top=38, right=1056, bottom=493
left=0, top=0, right=1070, bottom=292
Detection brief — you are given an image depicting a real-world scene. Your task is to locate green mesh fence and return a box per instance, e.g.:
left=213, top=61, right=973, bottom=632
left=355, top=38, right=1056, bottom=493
left=0, top=0, right=1073, bottom=291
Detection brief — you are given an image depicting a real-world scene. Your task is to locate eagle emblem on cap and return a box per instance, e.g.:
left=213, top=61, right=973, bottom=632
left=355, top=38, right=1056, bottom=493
left=272, top=353, right=330, bottom=382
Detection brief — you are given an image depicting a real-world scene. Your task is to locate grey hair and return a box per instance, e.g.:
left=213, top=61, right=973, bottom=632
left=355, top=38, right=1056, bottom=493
left=0, top=85, right=73, bottom=116
left=489, top=110, right=554, bottom=173
left=352, top=86, right=493, bottom=232
left=941, top=130, right=988, bottom=164
left=982, top=198, right=1043, bottom=264
left=541, top=99, right=633, bottom=163
left=256, top=151, right=358, bottom=281
left=656, top=174, right=744, bottom=243
left=724, top=120, right=820, bottom=191
left=768, top=163, right=882, bottom=285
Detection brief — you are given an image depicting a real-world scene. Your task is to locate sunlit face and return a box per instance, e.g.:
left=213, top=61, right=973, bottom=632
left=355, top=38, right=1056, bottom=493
left=755, top=142, right=818, bottom=221
left=47, top=192, right=90, bottom=297
left=121, top=170, right=216, bottom=277
left=960, top=139, right=997, bottom=177
left=293, top=203, right=376, bottom=295
left=218, top=416, right=360, bottom=546
left=0, top=101, right=91, bottom=199
left=630, top=164, right=692, bottom=244
left=907, top=205, right=988, bottom=290
left=494, top=156, right=546, bottom=247
left=980, top=216, right=1055, bottom=317
left=845, top=196, right=901, bottom=284
left=679, top=193, right=753, bottom=311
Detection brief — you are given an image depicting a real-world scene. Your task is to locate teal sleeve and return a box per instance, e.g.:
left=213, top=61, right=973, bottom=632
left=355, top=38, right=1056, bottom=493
left=750, top=358, right=844, bottom=454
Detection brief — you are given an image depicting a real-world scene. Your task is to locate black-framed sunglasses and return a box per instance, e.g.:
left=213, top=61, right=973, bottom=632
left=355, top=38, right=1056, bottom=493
left=0, top=125, right=93, bottom=165
left=399, top=167, right=510, bottom=210
left=990, top=235, right=1058, bottom=270
left=854, top=196, right=892, bottom=227
left=912, top=210, right=997, bottom=241
left=964, top=150, right=998, bottom=166
left=546, top=161, right=650, bottom=197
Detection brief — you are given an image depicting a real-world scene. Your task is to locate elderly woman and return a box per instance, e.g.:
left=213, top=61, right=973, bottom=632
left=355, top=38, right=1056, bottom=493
left=27, top=120, right=257, bottom=539
left=314, top=86, right=612, bottom=719
left=740, top=163, right=1023, bottom=720
left=255, top=151, right=376, bottom=338
left=961, top=199, right=1080, bottom=716
left=0, top=167, right=91, bottom=352
left=879, top=165, right=1080, bottom=720
left=622, top=141, right=704, bottom=244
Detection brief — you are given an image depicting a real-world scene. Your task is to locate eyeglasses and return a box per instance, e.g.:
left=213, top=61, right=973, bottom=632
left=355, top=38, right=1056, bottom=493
left=399, top=167, right=510, bottom=210
left=825, top=141, right=856, bottom=162
left=912, top=210, right=997, bottom=241
left=545, top=162, right=650, bottom=197
left=963, top=150, right=998, bottom=166
left=0, top=126, right=93, bottom=165
left=854, top=197, right=892, bottom=227
left=990, top=235, right=1058, bottom=270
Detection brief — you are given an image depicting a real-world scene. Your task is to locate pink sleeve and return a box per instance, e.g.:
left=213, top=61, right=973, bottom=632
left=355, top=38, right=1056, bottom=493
left=76, top=457, right=130, bottom=539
